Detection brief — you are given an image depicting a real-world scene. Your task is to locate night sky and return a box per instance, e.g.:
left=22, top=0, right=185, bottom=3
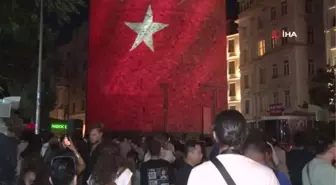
left=56, top=0, right=237, bottom=45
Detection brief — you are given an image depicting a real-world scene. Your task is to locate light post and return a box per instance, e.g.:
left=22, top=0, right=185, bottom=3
left=35, top=0, right=44, bottom=135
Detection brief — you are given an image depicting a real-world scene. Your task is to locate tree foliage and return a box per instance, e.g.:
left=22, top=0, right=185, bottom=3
left=309, top=65, right=336, bottom=113
left=0, top=0, right=86, bottom=80
left=0, top=0, right=85, bottom=121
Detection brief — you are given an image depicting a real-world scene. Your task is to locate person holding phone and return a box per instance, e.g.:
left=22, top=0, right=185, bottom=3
left=44, top=135, right=86, bottom=175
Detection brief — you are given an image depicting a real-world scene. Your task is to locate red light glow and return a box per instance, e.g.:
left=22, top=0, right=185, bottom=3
left=87, top=0, right=227, bottom=132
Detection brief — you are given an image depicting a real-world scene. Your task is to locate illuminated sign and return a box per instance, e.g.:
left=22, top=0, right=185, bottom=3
left=26, top=123, right=36, bottom=130
left=51, top=123, right=68, bottom=130
left=272, top=29, right=297, bottom=40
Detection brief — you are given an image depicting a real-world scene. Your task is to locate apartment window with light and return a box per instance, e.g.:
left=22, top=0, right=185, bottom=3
left=259, top=68, right=266, bottom=84
left=308, top=59, right=315, bottom=75
left=281, top=27, right=288, bottom=45
left=270, top=7, right=276, bottom=20
left=244, top=75, right=249, bottom=89
left=229, top=106, right=236, bottom=110
left=258, top=40, right=266, bottom=56
left=281, top=0, right=287, bottom=15
left=307, top=27, right=314, bottom=44
left=271, top=38, right=277, bottom=48
left=284, top=90, right=291, bottom=107
left=245, top=100, right=250, bottom=114
left=228, top=61, right=236, bottom=74
left=305, top=0, right=312, bottom=13
left=272, top=64, right=278, bottom=78
left=228, top=39, right=235, bottom=53
left=229, top=83, right=236, bottom=96
left=284, top=60, right=289, bottom=76
left=273, top=92, right=279, bottom=104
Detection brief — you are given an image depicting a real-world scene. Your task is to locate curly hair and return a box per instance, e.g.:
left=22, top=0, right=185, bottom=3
left=90, top=142, right=127, bottom=185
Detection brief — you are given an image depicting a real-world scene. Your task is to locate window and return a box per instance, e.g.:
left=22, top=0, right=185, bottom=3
left=229, top=106, right=236, bottom=110
left=257, top=17, right=263, bottom=29
left=72, top=103, right=76, bottom=113
left=243, top=75, right=249, bottom=89
left=308, top=59, right=315, bottom=75
left=228, top=61, right=236, bottom=74
left=229, top=83, right=236, bottom=96
left=281, top=0, right=287, bottom=15
left=271, top=38, right=277, bottom=48
left=259, top=68, right=266, bottom=84
left=270, top=7, right=276, bottom=20
left=281, top=27, right=288, bottom=45
left=228, top=39, right=235, bottom=53
left=284, top=90, right=291, bottom=107
left=307, top=27, right=314, bottom=44
left=245, top=100, right=250, bottom=114
left=243, top=50, right=248, bottom=63
left=258, top=40, right=266, bottom=56
left=284, top=60, right=289, bottom=75
left=273, top=92, right=279, bottom=104
left=272, top=64, right=278, bottom=78
left=305, top=0, right=312, bottom=13
left=259, top=97, right=264, bottom=112
left=81, top=100, right=85, bottom=111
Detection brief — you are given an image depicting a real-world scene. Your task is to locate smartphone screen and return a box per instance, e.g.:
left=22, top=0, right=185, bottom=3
left=63, top=136, right=71, bottom=146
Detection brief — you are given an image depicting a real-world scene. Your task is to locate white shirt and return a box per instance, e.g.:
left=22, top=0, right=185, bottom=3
left=187, top=154, right=280, bottom=185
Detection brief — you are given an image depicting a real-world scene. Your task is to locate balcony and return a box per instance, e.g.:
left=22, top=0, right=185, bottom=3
left=228, top=96, right=240, bottom=103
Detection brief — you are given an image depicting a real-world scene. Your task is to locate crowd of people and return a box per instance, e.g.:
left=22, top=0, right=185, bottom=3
left=0, top=110, right=335, bottom=185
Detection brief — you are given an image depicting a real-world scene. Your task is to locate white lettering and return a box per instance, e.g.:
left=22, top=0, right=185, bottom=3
left=281, top=30, right=298, bottom=38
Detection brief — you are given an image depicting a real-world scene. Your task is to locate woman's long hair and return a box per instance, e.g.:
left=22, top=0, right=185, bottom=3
left=90, top=142, right=128, bottom=185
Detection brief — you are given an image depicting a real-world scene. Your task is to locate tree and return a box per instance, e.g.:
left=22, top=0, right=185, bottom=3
left=0, top=0, right=86, bottom=123
left=309, top=65, right=336, bottom=113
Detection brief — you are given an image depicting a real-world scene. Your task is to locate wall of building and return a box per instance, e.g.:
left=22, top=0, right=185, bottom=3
left=87, top=0, right=227, bottom=132
left=323, top=0, right=336, bottom=66
left=237, top=0, right=326, bottom=120
left=50, top=23, right=89, bottom=124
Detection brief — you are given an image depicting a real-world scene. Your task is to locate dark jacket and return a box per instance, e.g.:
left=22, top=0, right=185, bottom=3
left=0, top=125, right=19, bottom=185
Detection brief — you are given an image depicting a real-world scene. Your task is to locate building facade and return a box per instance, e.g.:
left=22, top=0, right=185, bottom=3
left=227, top=33, right=242, bottom=112
left=323, top=0, right=336, bottom=66
left=236, top=0, right=326, bottom=120
left=50, top=23, right=88, bottom=124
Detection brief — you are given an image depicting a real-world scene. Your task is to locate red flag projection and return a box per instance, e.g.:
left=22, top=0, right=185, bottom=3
left=88, top=0, right=227, bottom=132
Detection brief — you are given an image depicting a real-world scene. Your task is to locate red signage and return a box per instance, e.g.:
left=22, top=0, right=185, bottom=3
left=269, top=104, right=284, bottom=116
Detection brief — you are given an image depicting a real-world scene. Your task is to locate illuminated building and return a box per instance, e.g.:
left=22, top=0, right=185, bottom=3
left=323, top=0, right=336, bottom=65
left=87, top=0, right=228, bottom=132
left=236, top=0, right=326, bottom=120
left=227, top=33, right=241, bottom=112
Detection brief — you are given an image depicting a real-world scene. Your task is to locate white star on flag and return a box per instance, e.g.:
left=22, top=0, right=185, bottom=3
left=124, top=5, right=168, bottom=52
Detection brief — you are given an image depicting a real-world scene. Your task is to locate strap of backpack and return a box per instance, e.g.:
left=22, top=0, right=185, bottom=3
left=306, top=162, right=313, bottom=185
left=210, top=157, right=236, bottom=185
